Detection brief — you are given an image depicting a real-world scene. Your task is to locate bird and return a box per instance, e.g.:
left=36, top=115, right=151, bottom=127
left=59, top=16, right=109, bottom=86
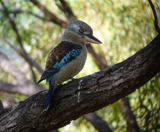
left=38, top=20, right=102, bottom=110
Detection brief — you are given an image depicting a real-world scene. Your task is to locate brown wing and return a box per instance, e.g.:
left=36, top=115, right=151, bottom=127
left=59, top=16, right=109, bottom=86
left=38, top=41, right=82, bottom=83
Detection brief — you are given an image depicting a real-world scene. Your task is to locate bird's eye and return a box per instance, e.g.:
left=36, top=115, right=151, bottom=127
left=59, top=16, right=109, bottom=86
left=79, top=28, right=84, bottom=33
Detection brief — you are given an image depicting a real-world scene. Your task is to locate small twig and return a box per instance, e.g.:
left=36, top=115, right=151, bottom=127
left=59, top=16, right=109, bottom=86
left=1, top=37, right=22, bottom=55
left=148, top=0, right=160, bottom=33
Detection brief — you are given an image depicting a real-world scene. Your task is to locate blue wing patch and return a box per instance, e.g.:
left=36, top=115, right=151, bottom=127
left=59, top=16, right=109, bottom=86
left=38, top=47, right=81, bottom=83
left=54, top=48, right=81, bottom=68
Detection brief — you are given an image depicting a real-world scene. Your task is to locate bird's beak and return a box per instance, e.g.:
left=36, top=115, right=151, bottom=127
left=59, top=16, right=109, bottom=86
left=83, top=34, right=102, bottom=44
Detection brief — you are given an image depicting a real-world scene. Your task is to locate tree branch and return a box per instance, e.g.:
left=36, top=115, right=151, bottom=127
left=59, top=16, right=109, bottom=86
left=55, top=0, right=77, bottom=22
left=29, top=0, right=67, bottom=28
left=0, top=52, right=44, bottom=95
left=0, top=1, right=44, bottom=74
left=29, top=65, right=37, bottom=83
left=120, top=97, right=139, bottom=132
left=0, top=52, right=28, bottom=85
left=148, top=0, right=160, bottom=33
left=86, top=44, right=108, bottom=70
left=0, top=0, right=25, bottom=52
left=0, top=34, right=159, bottom=131
left=6, top=8, right=51, bottom=21
left=0, top=81, right=44, bottom=96
left=1, top=37, right=43, bottom=74
left=156, top=3, right=160, bottom=12
left=84, top=113, right=113, bottom=132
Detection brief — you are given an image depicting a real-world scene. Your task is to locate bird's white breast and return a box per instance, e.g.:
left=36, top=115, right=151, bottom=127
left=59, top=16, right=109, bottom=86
left=55, top=44, right=87, bottom=85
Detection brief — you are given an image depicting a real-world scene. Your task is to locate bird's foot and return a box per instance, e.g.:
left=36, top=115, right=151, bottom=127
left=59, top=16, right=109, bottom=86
left=43, top=105, right=50, bottom=112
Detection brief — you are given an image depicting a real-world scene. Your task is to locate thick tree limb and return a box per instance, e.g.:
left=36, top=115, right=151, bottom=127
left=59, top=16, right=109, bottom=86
left=0, top=34, right=159, bottom=131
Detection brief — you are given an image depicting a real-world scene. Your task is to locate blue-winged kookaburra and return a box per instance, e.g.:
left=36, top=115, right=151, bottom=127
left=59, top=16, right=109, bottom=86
left=38, top=20, right=102, bottom=110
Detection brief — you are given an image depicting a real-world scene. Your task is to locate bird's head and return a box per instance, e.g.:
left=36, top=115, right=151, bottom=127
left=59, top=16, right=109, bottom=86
left=62, top=20, right=102, bottom=45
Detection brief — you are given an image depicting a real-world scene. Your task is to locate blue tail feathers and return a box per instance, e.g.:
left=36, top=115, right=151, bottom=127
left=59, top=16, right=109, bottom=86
left=44, top=79, right=55, bottom=110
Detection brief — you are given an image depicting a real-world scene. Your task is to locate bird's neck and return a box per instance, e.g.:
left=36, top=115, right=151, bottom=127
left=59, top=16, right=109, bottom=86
left=61, top=38, right=85, bottom=47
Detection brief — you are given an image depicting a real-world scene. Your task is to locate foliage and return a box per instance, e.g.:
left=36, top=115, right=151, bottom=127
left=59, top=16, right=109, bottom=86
left=0, top=0, right=160, bottom=131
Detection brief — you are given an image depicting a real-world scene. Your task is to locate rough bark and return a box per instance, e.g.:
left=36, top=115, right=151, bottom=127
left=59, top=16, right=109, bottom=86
left=0, top=34, right=159, bottom=131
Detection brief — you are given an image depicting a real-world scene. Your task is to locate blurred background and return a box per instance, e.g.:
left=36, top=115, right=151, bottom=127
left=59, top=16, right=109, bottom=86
left=0, top=0, right=160, bottom=131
